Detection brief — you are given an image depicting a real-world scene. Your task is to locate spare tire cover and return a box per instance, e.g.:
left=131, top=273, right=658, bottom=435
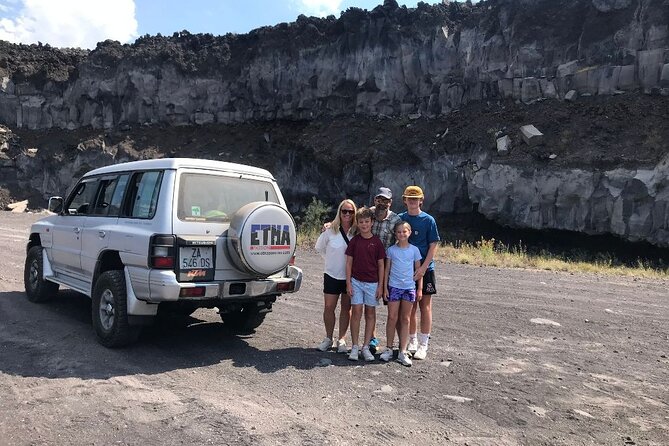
left=227, top=202, right=297, bottom=276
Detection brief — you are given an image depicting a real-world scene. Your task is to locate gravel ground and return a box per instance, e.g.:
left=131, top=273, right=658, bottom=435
left=0, top=211, right=668, bottom=445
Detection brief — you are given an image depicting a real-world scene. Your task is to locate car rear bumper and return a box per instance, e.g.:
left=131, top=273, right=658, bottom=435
left=128, top=265, right=302, bottom=302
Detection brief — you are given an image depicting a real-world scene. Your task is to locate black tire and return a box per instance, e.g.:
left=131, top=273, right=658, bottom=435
left=92, top=270, right=140, bottom=348
left=219, top=305, right=267, bottom=333
left=24, top=245, right=59, bottom=303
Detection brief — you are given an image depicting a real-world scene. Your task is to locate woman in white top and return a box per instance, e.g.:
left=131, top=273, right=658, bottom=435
left=315, top=199, right=357, bottom=353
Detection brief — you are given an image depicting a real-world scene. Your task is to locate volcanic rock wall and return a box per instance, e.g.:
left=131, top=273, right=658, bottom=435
left=0, top=0, right=668, bottom=246
left=467, top=156, right=669, bottom=246
left=0, top=0, right=667, bottom=129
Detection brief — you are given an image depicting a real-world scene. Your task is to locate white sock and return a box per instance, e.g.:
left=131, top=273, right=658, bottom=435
left=409, top=333, right=417, bottom=343
left=419, top=333, right=430, bottom=347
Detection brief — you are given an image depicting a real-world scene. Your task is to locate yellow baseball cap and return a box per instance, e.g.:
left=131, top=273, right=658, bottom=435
left=402, top=185, right=424, bottom=199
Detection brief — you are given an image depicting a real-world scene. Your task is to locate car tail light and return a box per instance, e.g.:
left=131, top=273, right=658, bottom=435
left=150, top=234, right=176, bottom=269
left=289, top=255, right=296, bottom=266
left=277, top=281, right=295, bottom=292
left=179, top=287, right=205, bottom=297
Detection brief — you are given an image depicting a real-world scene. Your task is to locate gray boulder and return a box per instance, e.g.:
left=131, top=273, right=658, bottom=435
left=7, top=200, right=28, bottom=213
left=520, top=125, right=544, bottom=147
left=496, top=135, right=512, bottom=154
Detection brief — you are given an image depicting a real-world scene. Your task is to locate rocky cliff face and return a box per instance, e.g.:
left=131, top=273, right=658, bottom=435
left=0, top=0, right=668, bottom=247
left=1, top=0, right=667, bottom=129
left=468, top=155, right=669, bottom=246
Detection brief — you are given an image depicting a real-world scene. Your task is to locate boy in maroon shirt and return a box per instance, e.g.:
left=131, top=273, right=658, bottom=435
left=345, top=207, right=386, bottom=361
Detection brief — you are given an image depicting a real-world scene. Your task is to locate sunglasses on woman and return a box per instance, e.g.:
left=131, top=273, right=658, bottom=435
left=340, top=209, right=354, bottom=215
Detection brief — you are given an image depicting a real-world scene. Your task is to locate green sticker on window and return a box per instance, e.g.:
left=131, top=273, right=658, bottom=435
left=191, top=206, right=201, bottom=216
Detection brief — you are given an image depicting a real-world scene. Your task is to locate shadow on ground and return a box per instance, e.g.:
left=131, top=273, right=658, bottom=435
left=0, top=289, right=340, bottom=380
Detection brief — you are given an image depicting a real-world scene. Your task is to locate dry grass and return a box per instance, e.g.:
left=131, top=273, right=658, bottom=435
left=438, top=238, right=669, bottom=279
left=297, top=231, right=668, bottom=279
left=297, top=228, right=321, bottom=247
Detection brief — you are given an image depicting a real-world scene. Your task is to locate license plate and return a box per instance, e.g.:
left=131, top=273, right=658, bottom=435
left=179, top=246, right=214, bottom=281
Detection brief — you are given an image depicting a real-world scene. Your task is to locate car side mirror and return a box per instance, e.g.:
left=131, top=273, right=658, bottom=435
left=48, top=196, right=63, bottom=214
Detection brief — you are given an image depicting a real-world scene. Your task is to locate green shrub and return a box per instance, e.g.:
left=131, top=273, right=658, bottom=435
left=300, top=197, right=331, bottom=233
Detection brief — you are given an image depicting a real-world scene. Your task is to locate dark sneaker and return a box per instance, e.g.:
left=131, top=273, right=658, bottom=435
left=369, top=337, right=379, bottom=354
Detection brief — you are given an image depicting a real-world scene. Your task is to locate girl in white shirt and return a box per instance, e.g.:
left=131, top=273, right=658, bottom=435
left=315, top=199, right=357, bottom=353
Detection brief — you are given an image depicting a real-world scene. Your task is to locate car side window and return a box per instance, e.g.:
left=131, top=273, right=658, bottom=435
left=65, top=179, right=100, bottom=215
left=108, top=174, right=129, bottom=216
left=123, top=171, right=162, bottom=219
left=91, top=176, right=120, bottom=216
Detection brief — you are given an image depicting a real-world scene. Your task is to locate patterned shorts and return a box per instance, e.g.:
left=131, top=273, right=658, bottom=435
left=387, top=286, right=416, bottom=303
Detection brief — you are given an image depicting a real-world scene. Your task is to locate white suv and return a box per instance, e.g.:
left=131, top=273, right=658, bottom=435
left=24, top=158, right=302, bottom=347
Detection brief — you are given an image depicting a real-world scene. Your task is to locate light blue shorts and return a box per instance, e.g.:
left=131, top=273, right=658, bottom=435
left=350, top=278, right=378, bottom=307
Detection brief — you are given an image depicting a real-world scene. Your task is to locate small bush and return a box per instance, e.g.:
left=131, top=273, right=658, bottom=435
left=300, top=197, right=330, bottom=233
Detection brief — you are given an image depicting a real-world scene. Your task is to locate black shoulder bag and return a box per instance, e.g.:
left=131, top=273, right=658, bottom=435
left=339, top=226, right=350, bottom=245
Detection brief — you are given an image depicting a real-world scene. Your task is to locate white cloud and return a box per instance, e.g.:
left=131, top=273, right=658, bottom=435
left=299, top=0, right=343, bottom=17
left=0, top=0, right=138, bottom=49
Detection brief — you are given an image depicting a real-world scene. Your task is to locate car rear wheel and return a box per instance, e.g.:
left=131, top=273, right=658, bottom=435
left=92, top=270, right=140, bottom=348
left=24, top=245, right=59, bottom=302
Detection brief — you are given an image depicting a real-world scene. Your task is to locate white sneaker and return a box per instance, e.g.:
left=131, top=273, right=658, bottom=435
left=336, top=339, right=348, bottom=353
left=397, top=351, right=413, bottom=367
left=362, top=346, right=375, bottom=362
left=408, top=337, right=418, bottom=353
left=413, top=344, right=428, bottom=360
left=380, top=348, right=394, bottom=362
left=348, top=345, right=360, bottom=361
left=316, top=337, right=333, bottom=352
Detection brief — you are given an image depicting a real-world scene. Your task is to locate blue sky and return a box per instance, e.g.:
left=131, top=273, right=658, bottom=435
left=0, top=0, right=432, bottom=49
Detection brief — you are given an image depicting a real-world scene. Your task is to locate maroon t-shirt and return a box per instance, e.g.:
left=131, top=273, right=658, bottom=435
left=345, top=234, right=386, bottom=283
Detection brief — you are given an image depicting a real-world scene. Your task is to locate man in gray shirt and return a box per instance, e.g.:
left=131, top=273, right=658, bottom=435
left=370, top=187, right=402, bottom=250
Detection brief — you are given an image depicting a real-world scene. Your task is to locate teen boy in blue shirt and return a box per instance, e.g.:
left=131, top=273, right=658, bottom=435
left=399, top=186, right=440, bottom=360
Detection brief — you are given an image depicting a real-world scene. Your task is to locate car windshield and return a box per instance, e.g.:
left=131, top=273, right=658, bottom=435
left=177, top=172, right=279, bottom=222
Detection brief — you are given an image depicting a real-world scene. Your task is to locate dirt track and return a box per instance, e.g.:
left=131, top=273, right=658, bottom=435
left=0, top=211, right=668, bottom=446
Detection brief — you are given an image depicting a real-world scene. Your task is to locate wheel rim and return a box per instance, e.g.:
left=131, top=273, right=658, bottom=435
left=99, top=289, right=115, bottom=331
left=29, top=259, right=39, bottom=291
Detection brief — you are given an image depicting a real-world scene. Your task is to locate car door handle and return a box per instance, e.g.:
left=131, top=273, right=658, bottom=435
left=98, top=231, right=106, bottom=238
left=73, top=227, right=81, bottom=234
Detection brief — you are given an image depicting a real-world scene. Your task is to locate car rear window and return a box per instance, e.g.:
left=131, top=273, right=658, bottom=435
left=177, top=173, right=279, bottom=222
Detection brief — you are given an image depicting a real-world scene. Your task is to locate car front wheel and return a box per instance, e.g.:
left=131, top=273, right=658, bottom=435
left=92, top=270, right=140, bottom=348
left=24, top=245, right=59, bottom=302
